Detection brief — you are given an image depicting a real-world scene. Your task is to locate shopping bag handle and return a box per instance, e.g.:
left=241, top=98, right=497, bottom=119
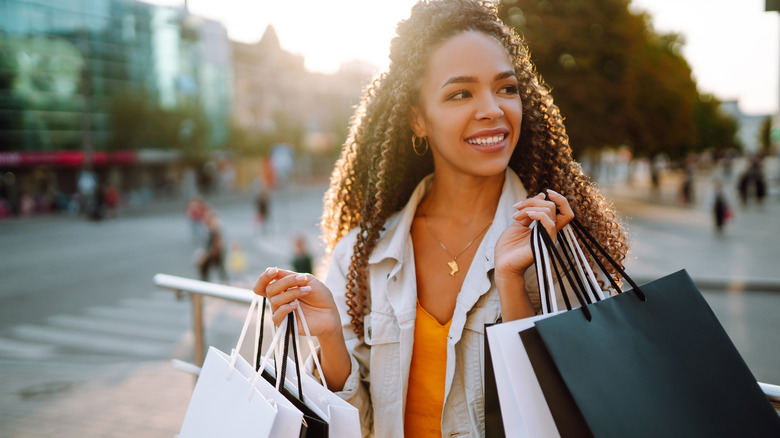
left=254, top=298, right=329, bottom=391
left=279, top=313, right=305, bottom=401
left=568, top=217, right=645, bottom=301
left=534, top=223, right=594, bottom=320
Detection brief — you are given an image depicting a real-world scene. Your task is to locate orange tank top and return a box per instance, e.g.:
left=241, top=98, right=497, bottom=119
left=404, top=301, right=452, bottom=437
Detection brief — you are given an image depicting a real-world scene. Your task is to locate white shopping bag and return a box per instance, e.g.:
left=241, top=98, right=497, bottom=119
left=279, top=354, right=361, bottom=438
left=178, top=346, right=278, bottom=438
left=485, top=312, right=563, bottom=438
left=259, top=306, right=361, bottom=438
left=179, top=295, right=304, bottom=438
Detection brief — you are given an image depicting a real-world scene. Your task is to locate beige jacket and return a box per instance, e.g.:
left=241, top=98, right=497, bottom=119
left=325, top=169, right=558, bottom=437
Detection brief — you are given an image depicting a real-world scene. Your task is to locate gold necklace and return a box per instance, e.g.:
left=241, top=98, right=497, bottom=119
left=422, top=212, right=492, bottom=277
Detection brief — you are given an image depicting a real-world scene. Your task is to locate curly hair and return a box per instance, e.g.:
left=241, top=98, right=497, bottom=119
left=321, top=0, right=628, bottom=337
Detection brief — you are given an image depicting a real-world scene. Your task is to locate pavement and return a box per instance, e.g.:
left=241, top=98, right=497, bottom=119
left=1, top=162, right=779, bottom=437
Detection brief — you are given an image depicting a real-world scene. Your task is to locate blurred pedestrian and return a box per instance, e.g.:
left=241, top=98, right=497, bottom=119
left=198, top=210, right=228, bottom=283
left=185, top=196, right=208, bottom=242
left=710, top=180, right=732, bottom=235
left=254, top=188, right=270, bottom=233
left=290, top=234, right=313, bottom=274
left=680, top=164, right=695, bottom=206
left=105, top=184, right=119, bottom=218
left=737, top=157, right=767, bottom=206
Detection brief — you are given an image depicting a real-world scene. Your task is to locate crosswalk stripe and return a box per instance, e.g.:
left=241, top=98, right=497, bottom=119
left=120, top=296, right=190, bottom=313
left=0, top=336, right=55, bottom=359
left=84, top=305, right=189, bottom=328
left=12, top=324, right=171, bottom=357
left=46, top=314, right=185, bottom=342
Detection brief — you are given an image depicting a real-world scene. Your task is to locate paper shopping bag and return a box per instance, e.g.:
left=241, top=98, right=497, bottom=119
left=257, top=312, right=330, bottom=437
left=279, top=354, right=361, bottom=438
left=178, top=346, right=277, bottom=438
left=534, top=269, right=780, bottom=438
left=526, top=218, right=780, bottom=437
left=233, top=353, right=304, bottom=438
left=485, top=313, right=566, bottom=438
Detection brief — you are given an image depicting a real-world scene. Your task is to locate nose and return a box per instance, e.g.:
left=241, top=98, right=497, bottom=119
left=475, top=92, right=504, bottom=120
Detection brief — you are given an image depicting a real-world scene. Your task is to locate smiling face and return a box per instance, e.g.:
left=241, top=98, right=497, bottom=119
left=411, top=30, right=522, bottom=179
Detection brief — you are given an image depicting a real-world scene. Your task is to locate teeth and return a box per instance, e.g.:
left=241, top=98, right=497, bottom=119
left=467, top=134, right=505, bottom=146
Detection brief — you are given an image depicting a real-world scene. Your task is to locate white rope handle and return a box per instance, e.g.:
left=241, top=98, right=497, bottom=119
left=228, top=294, right=260, bottom=377
left=295, top=304, right=328, bottom=390
left=562, top=225, right=606, bottom=301
left=250, top=316, right=288, bottom=397
left=532, top=221, right=558, bottom=314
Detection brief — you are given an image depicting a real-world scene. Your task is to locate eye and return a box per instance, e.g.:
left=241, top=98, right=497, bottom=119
left=499, top=84, right=520, bottom=95
left=447, top=90, right=472, bottom=101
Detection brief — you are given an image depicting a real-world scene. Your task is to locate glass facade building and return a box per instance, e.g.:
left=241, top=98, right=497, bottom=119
left=0, top=0, right=232, bottom=211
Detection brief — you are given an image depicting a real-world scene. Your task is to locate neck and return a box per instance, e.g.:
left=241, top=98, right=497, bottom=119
left=420, top=169, right=505, bottom=224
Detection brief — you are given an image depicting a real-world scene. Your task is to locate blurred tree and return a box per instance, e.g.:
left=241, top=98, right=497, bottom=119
left=107, top=89, right=210, bottom=163
left=693, top=94, right=741, bottom=156
left=498, top=0, right=711, bottom=159
left=759, top=115, right=773, bottom=154
left=107, top=89, right=152, bottom=151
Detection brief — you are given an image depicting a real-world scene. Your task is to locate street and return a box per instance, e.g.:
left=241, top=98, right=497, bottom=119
left=0, top=176, right=778, bottom=436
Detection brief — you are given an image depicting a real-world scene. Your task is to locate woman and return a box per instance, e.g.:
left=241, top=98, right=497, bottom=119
left=254, top=1, right=628, bottom=436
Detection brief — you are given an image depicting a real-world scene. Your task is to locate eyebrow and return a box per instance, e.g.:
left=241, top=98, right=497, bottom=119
left=441, top=70, right=517, bottom=88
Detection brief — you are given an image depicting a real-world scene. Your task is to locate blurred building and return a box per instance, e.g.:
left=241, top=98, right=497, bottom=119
left=231, top=25, right=374, bottom=186
left=720, top=100, right=768, bottom=154
left=0, top=0, right=231, bottom=214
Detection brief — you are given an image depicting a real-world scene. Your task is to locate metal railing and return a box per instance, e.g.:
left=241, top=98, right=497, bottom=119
left=154, top=273, right=254, bottom=367
left=154, top=273, right=780, bottom=411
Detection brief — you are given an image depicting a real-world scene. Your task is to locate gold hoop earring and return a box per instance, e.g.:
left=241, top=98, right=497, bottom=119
left=412, top=135, right=429, bottom=156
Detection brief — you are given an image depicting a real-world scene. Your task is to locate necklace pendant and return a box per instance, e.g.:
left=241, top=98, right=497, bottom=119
left=447, top=259, right=459, bottom=276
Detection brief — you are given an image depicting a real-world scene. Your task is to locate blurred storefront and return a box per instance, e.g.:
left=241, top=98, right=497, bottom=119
left=0, top=0, right=232, bottom=215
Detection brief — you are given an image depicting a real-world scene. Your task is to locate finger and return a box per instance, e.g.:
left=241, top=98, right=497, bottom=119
left=546, top=189, right=575, bottom=229
left=528, top=210, right=557, bottom=243
left=268, top=285, right=312, bottom=311
left=266, top=273, right=312, bottom=298
left=271, top=300, right=299, bottom=326
left=252, top=266, right=279, bottom=297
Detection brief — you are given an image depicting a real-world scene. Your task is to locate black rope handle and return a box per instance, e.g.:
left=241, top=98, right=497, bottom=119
left=569, top=217, right=646, bottom=301
left=278, top=313, right=305, bottom=402
left=536, top=224, right=592, bottom=321
left=289, top=313, right=304, bottom=402
left=255, top=298, right=267, bottom=372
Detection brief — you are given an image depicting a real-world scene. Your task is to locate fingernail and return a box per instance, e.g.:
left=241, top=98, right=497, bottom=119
left=268, top=267, right=278, bottom=276
left=295, top=274, right=307, bottom=282
left=547, top=189, right=560, bottom=196
left=300, top=286, right=312, bottom=293
left=512, top=212, right=522, bottom=219
left=290, top=300, right=298, bottom=308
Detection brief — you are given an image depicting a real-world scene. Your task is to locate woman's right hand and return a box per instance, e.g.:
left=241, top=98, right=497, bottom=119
left=253, top=267, right=342, bottom=337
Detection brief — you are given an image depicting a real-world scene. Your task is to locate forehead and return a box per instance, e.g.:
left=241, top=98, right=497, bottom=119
left=423, top=31, right=514, bottom=88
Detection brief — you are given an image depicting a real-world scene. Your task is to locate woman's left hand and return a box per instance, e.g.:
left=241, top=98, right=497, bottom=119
left=494, top=189, right=575, bottom=278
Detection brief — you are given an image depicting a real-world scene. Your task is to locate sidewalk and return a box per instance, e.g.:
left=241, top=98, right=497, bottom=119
left=602, top=166, right=780, bottom=290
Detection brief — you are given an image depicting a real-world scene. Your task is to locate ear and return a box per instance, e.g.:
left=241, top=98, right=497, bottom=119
left=408, top=106, right=427, bottom=138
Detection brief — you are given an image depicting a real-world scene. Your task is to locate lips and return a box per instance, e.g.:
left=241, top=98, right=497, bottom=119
left=465, top=128, right=510, bottom=149
left=466, top=134, right=506, bottom=146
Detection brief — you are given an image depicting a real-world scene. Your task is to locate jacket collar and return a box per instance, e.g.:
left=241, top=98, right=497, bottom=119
left=368, top=168, right=528, bottom=267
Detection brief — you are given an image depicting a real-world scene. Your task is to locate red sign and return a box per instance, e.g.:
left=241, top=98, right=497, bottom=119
left=0, top=151, right=138, bottom=168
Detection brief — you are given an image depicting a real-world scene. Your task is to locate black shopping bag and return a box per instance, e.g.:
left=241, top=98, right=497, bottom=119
left=528, top=219, right=780, bottom=438
left=259, top=312, right=329, bottom=438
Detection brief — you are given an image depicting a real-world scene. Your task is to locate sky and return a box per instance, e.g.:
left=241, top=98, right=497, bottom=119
left=147, top=0, right=779, bottom=115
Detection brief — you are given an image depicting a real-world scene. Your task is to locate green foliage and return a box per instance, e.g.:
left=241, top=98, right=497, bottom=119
left=498, top=0, right=736, bottom=159
left=693, top=94, right=741, bottom=155
left=107, top=89, right=210, bottom=163
left=759, top=115, right=773, bottom=153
